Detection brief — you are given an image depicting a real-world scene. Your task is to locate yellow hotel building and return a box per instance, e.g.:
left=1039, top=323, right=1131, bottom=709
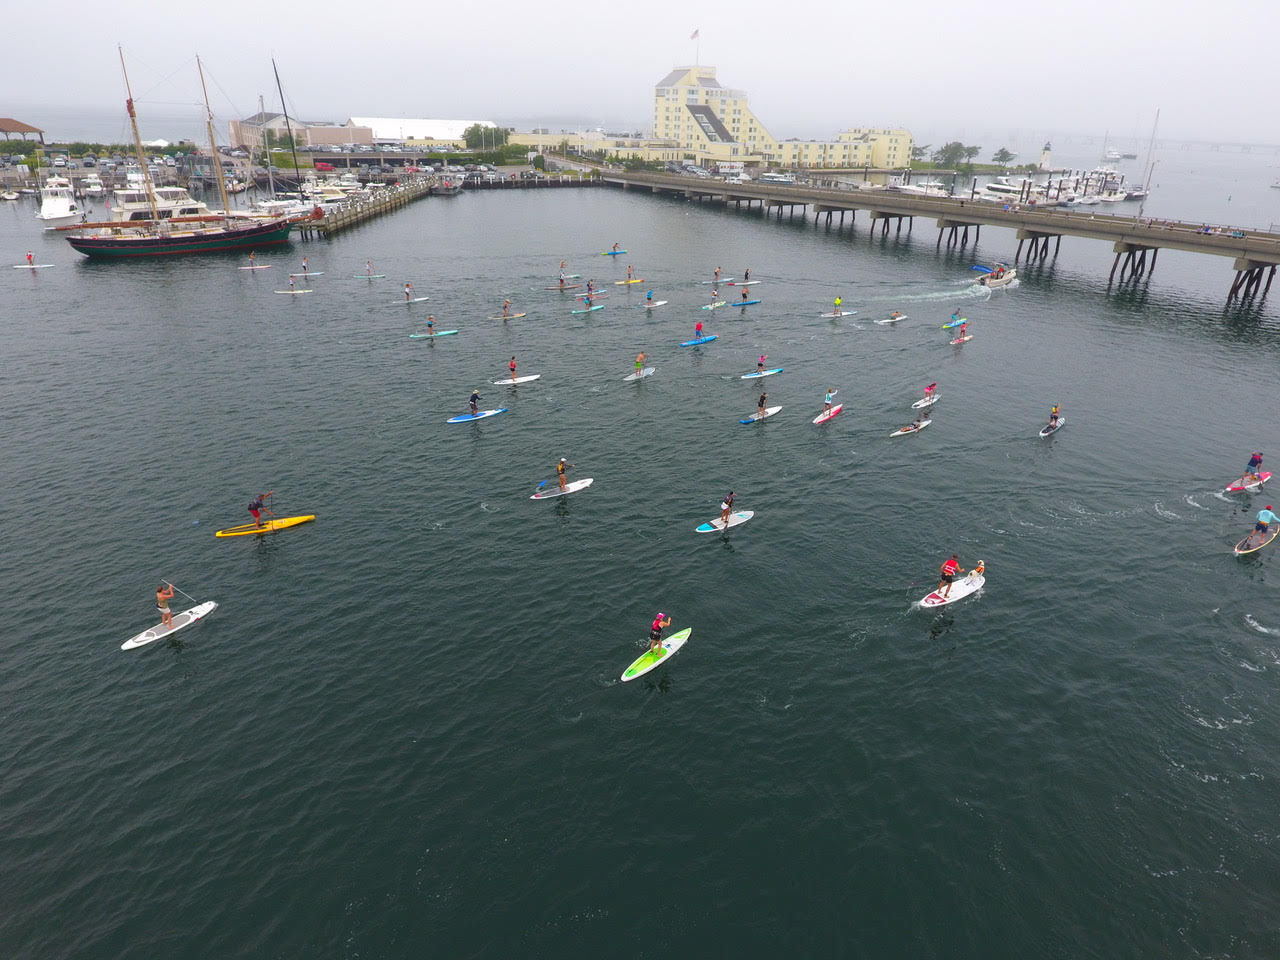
left=514, top=65, right=912, bottom=172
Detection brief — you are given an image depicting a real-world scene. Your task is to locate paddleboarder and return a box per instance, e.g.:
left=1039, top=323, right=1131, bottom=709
left=950, top=310, right=961, bottom=323
left=26, top=250, right=34, bottom=267
left=757, top=392, right=768, bottom=418
left=288, top=274, right=296, bottom=292
left=586, top=279, right=596, bottom=297
left=507, top=356, right=518, bottom=381
left=1048, top=404, right=1061, bottom=428
left=741, top=287, right=751, bottom=303
left=889, top=310, right=903, bottom=320
left=300, top=256, right=309, bottom=276
left=155, top=583, right=176, bottom=629
left=248, top=490, right=275, bottom=529
left=714, top=266, right=722, bottom=283
left=611, top=242, right=621, bottom=253
left=468, top=390, right=481, bottom=418
left=1249, top=505, right=1278, bottom=548
left=743, top=267, right=750, bottom=281
left=425, top=315, right=436, bottom=336
left=501, top=299, right=512, bottom=318
left=1244, top=451, right=1264, bottom=485
left=365, top=259, right=374, bottom=277
left=955, top=320, right=967, bottom=340
left=635, top=351, right=647, bottom=376
left=720, top=491, right=736, bottom=525
left=646, top=289, right=654, bottom=304
left=757, top=354, right=768, bottom=374
left=404, top=282, right=414, bottom=302
left=833, top=296, right=843, bottom=314
left=556, top=457, right=574, bottom=491
left=823, top=389, right=836, bottom=416
left=923, top=382, right=937, bottom=401
left=937, top=555, right=965, bottom=599
left=695, top=319, right=704, bottom=340
left=626, top=265, right=634, bottom=281
left=649, top=612, right=672, bottom=653
left=560, top=259, right=567, bottom=271
left=557, top=275, right=567, bottom=290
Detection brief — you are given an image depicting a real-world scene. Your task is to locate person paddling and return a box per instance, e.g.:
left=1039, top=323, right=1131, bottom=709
left=757, top=392, right=768, bottom=418
left=404, top=282, right=414, bottom=302
left=247, top=251, right=256, bottom=268
left=833, top=296, right=843, bottom=314
left=1048, top=404, right=1061, bottom=428
left=248, top=490, right=275, bottom=529
left=155, top=583, right=176, bottom=629
left=645, top=289, right=654, bottom=304
left=823, top=389, right=836, bottom=416
left=1243, top=451, right=1264, bottom=485
left=694, top=319, right=704, bottom=340
left=468, top=390, right=481, bottom=418
left=507, top=356, right=518, bottom=381
left=720, top=491, right=735, bottom=525
left=611, top=242, right=621, bottom=253
left=649, top=612, right=672, bottom=652
left=501, top=299, right=512, bottom=318
left=425, top=315, right=436, bottom=336
left=757, top=354, right=768, bottom=374
left=743, top=267, right=750, bottom=281
left=1249, top=505, right=1278, bottom=548
left=26, top=250, right=34, bottom=267
left=365, top=259, right=374, bottom=277
left=937, top=554, right=965, bottom=599
left=923, top=382, right=937, bottom=401
left=635, top=351, right=647, bottom=376
left=741, top=287, right=750, bottom=303
left=556, top=457, right=574, bottom=491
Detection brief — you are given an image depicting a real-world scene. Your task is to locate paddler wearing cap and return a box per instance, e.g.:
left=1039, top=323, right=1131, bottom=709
left=649, top=611, right=672, bottom=652
left=1243, top=451, right=1264, bottom=485
left=1250, top=505, right=1278, bottom=548
left=556, top=456, right=574, bottom=491
left=468, top=390, right=481, bottom=418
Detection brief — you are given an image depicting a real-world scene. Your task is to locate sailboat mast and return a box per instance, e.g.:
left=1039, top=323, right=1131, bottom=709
left=197, top=55, right=234, bottom=218
left=271, top=58, right=303, bottom=187
left=1142, top=108, right=1160, bottom=193
left=118, top=46, right=160, bottom=220
left=260, top=94, right=277, bottom=199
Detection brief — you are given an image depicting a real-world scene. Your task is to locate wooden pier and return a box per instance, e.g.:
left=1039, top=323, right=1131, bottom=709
left=294, top=176, right=434, bottom=239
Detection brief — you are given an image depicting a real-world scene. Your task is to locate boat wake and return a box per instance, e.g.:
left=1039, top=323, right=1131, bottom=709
left=1152, top=501, right=1181, bottom=520
left=889, top=285, right=993, bottom=304
left=1244, top=614, right=1274, bottom=635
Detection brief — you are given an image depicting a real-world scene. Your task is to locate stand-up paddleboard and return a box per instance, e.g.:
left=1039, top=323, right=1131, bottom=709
left=920, top=571, right=985, bottom=607
left=488, top=312, right=528, bottom=320
left=942, top=318, right=966, bottom=329
left=726, top=280, right=760, bottom=286
left=575, top=292, right=607, bottom=300
left=122, top=601, right=218, bottom=651
left=680, top=335, right=717, bottom=346
left=352, top=273, right=386, bottom=279
left=564, top=274, right=581, bottom=278
left=820, top=310, right=857, bottom=318
left=395, top=297, right=431, bottom=304
left=813, top=403, right=844, bottom=425
left=545, top=284, right=582, bottom=290
left=602, top=250, right=627, bottom=255
left=912, top=394, right=939, bottom=410
left=737, top=299, right=762, bottom=306
left=493, top=374, right=541, bottom=385
left=636, top=301, right=669, bottom=309
left=215, top=515, right=316, bottom=538
left=572, top=305, right=605, bottom=314
left=447, top=408, right=508, bottom=423
left=701, top=301, right=727, bottom=310
left=624, top=367, right=656, bottom=381
left=890, top=419, right=932, bottom=436
left=1235, top=527, right=1280, bottom=555
left=275, top=289, right=313, bottom=294
left=409, top=330, right=459, bottom=339
left=696, top=510, right=754, bottom=533
left=621, top=628, right=691, bottom=681
left=950, top=335, right=973, bottom=345
left=741, top=405, right=782, bottom=423
left=1226, top=471, right=1272, bottom=493
left=289, top=271, right=324, bottom=277
left=700, top=278, right=732, bottom=284
left=875, top=314, right=908, bottom=324
left=14, top=263, right=55, bottom=268
left=238, top=264, right=271, bottom=270
left=1039, top=415, right=1066, bottom=437
left=530, top=478, right=594, bottom=499
left=741, top=368, right=783, bottom=379
left=614, top=278, right=644, bottom=285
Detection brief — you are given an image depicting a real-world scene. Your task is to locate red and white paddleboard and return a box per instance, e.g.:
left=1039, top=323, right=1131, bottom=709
left=812, top=403, right=844, bottom=425
left=920, top=572, right=985, bottom=607
left=1225, top=471, right=1271, bottom=492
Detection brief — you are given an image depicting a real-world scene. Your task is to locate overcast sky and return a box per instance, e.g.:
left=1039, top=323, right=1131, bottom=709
left=8, top=0, right=1276, bottom=146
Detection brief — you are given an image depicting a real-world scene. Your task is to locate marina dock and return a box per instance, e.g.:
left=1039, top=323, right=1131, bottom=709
left=293, top=176, right=434, bottom=239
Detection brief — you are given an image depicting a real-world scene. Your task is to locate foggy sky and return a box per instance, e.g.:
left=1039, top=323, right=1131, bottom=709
left=7, top=0, right=1277, bottom=146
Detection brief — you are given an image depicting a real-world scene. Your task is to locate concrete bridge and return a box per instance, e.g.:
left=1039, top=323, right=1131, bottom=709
left=598, top=170, right=1280, bottom=301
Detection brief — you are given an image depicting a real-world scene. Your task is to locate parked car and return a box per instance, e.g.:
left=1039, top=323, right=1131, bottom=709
left=314, top=161, right=335, bottom=172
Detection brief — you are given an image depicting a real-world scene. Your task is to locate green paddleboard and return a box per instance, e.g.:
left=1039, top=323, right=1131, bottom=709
left=621, top=628, right=691, bottom=682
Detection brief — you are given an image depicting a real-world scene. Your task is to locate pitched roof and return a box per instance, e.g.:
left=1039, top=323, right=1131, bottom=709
left=655, top=69, right=689, bottom=88
left=241, top=111, right=283, bottom=125
left=0, top=118, right=43, bottom=134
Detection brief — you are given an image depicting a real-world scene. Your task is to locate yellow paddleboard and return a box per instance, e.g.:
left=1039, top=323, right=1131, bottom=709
left=215, top=515, right=316, bottom=538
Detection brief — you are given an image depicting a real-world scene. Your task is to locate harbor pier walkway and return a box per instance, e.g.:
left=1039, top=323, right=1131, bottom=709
left=598, top=170, right=1280, bottom=301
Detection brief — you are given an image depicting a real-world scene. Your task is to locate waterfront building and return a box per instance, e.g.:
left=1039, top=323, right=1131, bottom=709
left=228, top=112, right=374, bottom=150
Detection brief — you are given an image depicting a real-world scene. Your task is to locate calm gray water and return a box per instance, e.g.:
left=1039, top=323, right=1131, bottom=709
left=3, top=161, right=1280, bottom=958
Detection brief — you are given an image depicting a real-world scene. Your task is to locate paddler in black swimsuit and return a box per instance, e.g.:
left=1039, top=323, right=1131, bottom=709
left=649, top=612, right=671, bottom=652
left=757, top=392, right=768, bottom=419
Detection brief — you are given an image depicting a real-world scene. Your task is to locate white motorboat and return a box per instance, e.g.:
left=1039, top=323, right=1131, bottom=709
left=80, top=173, right=105, bottom=197
left=108, top=183, right=211, bottom=221
left=35, top=175, right=84, bottom=224
left=976, top=266, right=1017, bottom=288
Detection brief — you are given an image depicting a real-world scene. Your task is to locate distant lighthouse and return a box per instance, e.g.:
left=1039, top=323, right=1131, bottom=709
left=1037, top=141, right=1053, bottom=172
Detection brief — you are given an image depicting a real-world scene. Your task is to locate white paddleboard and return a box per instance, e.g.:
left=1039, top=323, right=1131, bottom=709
left=813, top=403, right=844, bottom=425
left=741, top=368, right=783, bottom=379
left=740, top=405, right=782, bottom=423
left=890, top=419, right=932, bottom=436
left=493, top=374, right=541, bottom=385
left=920, top=572, right=985, bottom=607
left=289, top=271, right=324, bottom=277
left=353, top=274, right=386, bottom=278
left=122, top=601, right=218, bottom=650
left=275, top=289, right=313, bottom=294
left=701, top=301, right=727, bottom=310
left=531, top=478, right=594, bottom=499
left=624, top=367, right=656, bottom=381
left=700, top=278, right=733, bottom=284
left=238, top=265, right=271, bottom=270
left=1039, top=415, right=1066, bottom=437
left=14, top=263, right=54, bottom=268
left=875, top=315, right=907, bottom=324
left=726, top=280, right=760, bottom=286
left=820, top=310, right=857, bottom=318
left=912, top=394, right=939, bottom=409
left=696, top=510, right=754, bottom=533
left=637, top=301, right=668, bottom=309
left=396, top=297, right=431, bottom=304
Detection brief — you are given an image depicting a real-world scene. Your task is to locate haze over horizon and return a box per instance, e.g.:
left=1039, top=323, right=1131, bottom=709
left=7, top=0, right=1276, bottom=146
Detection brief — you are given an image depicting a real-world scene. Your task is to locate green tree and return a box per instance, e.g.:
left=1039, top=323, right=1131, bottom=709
left=463, top=124, right=509, bottom=149
left=963, top=145, right=981, bottom=164
left=911, top=143, right=930, bottom=162
left=930, top=141, right=967, bottom=168
left=991, top=147, right=1014, bottom=167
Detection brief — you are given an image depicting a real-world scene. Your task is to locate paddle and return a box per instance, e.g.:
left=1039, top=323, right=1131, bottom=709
left=165, top=581, right=200, bottom=606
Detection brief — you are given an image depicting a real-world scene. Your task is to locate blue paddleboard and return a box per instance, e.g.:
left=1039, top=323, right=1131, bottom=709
left=680, top=335, right=717, bottom=346
left=572, top=305, right=605, bottom=314
left=738, top=299, right=762, bottom=306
